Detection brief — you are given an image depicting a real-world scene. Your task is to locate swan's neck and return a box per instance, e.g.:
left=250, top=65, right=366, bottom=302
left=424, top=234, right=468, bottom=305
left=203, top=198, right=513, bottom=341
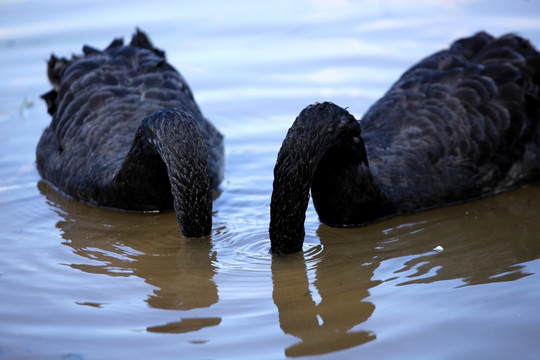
left=115, top=108, right=212, bottom=237
left=270, top=102, right=388, bottom=255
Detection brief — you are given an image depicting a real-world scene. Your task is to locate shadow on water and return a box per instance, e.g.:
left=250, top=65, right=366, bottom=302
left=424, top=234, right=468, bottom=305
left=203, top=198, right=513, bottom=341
left=39, top=180, right=540, bottom=356
left=37, top=181, right=221, bottom=334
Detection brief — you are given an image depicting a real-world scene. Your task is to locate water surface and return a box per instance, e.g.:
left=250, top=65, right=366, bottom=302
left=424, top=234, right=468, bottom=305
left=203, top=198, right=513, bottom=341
left=1, top=1, right=540, bottom=359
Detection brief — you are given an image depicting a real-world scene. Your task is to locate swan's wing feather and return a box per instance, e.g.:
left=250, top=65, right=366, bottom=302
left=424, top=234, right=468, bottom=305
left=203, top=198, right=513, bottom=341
left=37, top=30, right=222, bottom=199
left=362, top=32, right=540, bottom=208
left=43, top=32, right=200, bottom=151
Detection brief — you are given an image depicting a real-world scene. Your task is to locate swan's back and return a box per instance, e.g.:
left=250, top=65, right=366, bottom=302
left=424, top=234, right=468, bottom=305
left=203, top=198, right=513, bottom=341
left=37, top=30, right=223, bottom=205
left=269, top=32, right=540, bottom=254
left=361, top=32, right=540, bottom=210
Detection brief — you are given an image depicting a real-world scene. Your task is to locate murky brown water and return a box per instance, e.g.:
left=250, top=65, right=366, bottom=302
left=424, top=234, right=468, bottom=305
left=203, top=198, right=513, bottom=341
left=1, top=1, right=540, bottom=359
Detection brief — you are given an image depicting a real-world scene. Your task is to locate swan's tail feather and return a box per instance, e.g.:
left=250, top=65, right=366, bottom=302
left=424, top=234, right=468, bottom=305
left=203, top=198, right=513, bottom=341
left=41, top=90, right=57, bottom=116
left=44, top=55, right=69, bottom=90
left=41, top=29, right=164, bottom=117
left=41, top=55, right=69, bottom=115
left=105, top=37, right=124, bottom=50
left=130, top=28, right=166, bottom=58
left=82, top=45, right=100, bottom=56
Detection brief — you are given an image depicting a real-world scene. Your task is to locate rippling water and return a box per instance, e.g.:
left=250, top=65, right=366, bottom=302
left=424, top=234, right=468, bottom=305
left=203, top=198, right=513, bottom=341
left=1, top=1, right=540, bottom=359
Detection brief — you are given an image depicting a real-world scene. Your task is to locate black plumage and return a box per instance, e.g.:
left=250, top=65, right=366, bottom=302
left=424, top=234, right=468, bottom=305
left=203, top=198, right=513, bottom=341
left=36, top=30, right=224, bottom=237
left=270, top=32, right=540, bottom=255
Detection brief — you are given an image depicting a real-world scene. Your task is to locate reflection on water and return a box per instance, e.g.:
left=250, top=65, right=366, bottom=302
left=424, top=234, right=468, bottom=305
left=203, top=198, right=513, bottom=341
left=38, top=181, right=221, bottom=334
left=272, top=253, right=376, bottom=357
left=38, top=177, right=540, bottom=357
left=363, top=187, right=540, bottom=287
left=277, top=189, right=540, bottom=357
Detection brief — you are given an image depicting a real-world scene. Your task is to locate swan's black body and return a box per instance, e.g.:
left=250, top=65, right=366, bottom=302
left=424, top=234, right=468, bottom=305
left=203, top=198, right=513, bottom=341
left=270, top=32, right=540, bottom=255
left=36, top=30, right=224, bottom=237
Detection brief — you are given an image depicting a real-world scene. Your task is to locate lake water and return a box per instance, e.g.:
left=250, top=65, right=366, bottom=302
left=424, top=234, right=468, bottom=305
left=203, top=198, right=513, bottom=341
left=1, top=0, right=540, bottom=359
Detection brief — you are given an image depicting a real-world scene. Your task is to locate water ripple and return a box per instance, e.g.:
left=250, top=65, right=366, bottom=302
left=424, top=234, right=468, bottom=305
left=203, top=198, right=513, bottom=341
left=212, top=227, right=272, bottom=274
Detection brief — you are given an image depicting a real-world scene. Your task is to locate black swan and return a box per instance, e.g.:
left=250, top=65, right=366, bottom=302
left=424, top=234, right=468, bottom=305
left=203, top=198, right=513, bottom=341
left=36, top=30, right=224, bottom=237
left=270, top=32, right=540, bottom=255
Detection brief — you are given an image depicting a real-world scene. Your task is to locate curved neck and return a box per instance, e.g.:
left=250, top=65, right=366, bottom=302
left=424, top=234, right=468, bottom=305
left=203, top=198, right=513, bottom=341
left=115, top=108, right=212, bottom=237
left=269, top=102, right=371, bottom=254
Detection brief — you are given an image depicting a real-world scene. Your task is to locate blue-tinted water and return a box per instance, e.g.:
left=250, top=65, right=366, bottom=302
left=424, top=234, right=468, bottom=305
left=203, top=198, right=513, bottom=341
left=1, top=1, right=540, bottom=359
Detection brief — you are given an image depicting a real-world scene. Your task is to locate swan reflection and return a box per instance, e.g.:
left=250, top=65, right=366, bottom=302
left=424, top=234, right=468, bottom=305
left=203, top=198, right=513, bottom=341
left=272, top=251, right=377, bottom=357
left=271, top=186, right=540, bottom=357
left=38, top=180, right=220, bottom=334
left=39, top=180, right=540, bottom=355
